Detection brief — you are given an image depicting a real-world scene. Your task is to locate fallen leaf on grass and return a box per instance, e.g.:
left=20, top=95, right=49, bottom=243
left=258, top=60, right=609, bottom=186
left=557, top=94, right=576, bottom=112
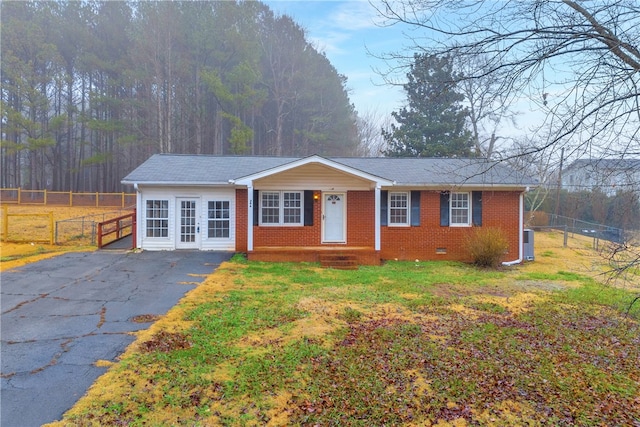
left=139, top=331, right=191, bottom=353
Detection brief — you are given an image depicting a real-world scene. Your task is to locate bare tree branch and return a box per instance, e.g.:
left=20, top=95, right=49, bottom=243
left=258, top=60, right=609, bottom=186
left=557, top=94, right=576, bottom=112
left=374, top=0, right=640, bottom=157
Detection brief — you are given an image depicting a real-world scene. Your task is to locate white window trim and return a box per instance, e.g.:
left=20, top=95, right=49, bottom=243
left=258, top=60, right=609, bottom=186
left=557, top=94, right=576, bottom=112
left=206, top=200, right=231, bottom=239
left=145, top=199, right=170, bottom=238
left=449, top=192, right=471, bottom=227
left=388, top=191, right=410, bottom=226
left=259, top=190, right=304, bottom=226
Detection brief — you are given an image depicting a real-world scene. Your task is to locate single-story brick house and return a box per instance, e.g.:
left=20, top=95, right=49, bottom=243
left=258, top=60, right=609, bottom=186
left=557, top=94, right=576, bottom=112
left=122, top=154, right=536, bottom=265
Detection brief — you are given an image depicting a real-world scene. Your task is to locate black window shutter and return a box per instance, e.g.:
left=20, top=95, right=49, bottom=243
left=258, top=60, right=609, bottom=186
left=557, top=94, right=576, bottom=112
left=253, top=189, right=259, bottom=226
left=472, top=191, right=482, bottom=226
left=440, top=192, right=450, bottom=226
left=380, top=190, right=388, bottom=226
left=304, top=190, right=314, bottom=226
left=410, top=191, right=421, bottom=226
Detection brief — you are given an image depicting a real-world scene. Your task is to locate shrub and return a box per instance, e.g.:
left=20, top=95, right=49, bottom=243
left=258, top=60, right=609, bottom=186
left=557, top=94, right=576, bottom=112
left=466, top=227, right=508, bottom=268
left=525, top=210, right=548, bottom=227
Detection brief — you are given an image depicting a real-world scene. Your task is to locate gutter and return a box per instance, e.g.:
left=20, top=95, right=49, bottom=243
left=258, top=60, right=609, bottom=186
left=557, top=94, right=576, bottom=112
left=502, top=191, right=524, bottom=266
left=386, top=183, right=535, bottom=191
left=121, top=181, right=233, bottom=187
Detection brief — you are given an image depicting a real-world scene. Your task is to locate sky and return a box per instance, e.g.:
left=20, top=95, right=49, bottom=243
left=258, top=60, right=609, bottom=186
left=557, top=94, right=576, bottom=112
left=263, top=0, right=411, bottom=119
left=261, top=0, right=545, bottom=146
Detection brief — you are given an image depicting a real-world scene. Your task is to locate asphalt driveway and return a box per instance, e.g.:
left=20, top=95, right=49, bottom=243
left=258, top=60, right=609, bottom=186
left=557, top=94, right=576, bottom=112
left=1, top=250, right=232, bottom=427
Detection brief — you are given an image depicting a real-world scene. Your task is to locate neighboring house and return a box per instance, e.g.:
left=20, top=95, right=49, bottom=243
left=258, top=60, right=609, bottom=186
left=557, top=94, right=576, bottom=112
left=122, top=154, right=536, bottom=265
left=562, top=158, right=640, bottom=196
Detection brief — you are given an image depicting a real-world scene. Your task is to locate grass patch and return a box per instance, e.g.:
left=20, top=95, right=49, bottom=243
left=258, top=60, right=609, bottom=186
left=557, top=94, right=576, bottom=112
left=517, top=270, right=593, bottom=282
left=48, top=246, right=640, bottom=427
left=1, top=205, right=128, bottom=271
left=0, top=242, right=96, bottom=272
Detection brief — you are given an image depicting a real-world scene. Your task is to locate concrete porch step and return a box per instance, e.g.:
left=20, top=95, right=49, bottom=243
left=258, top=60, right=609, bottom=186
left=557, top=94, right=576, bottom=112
left=248, top=246, right=380, bottom=266
left=319, top=254, right=359, bottom=270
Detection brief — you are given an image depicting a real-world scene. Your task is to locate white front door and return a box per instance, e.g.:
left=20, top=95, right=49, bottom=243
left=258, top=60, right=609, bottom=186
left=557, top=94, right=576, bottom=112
left=323, top=193, right=346, bottom=243
left=176, top=198, right=199, bottom=249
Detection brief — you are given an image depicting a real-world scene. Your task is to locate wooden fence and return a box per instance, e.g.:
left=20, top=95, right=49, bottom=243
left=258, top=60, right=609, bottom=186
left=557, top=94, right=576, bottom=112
left=1, top=205, right=54, bottom=244
left=97, top=210, right=136, bottom=248
left=0, top=188, right=136, bottom=208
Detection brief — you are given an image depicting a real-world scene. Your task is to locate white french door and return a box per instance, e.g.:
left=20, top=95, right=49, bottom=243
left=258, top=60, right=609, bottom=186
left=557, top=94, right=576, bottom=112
left=176, top=198, right=199, bottom=249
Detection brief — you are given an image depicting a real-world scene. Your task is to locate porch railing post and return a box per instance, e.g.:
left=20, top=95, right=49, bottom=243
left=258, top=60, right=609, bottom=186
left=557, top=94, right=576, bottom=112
left=97, top=222, right=103, bottom=248
left=49, top=211, right=54, bottom=244
left=2, top=205, right=7, bottom=239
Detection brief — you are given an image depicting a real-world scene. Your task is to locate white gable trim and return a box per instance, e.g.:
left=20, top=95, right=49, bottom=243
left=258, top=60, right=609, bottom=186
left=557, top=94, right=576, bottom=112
left=233, top=155, right=394, bottom=187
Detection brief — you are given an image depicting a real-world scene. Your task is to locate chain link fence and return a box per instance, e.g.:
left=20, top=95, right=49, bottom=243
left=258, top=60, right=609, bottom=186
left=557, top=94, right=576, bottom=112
left=547, top=214, right=626, bottom=244
left=527, top=212, right=633, bottom=250
left=55, top=208, right=134, bottom=246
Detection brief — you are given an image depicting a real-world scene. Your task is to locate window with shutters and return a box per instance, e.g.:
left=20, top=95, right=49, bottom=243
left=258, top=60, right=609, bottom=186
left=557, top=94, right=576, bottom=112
left=389, top=192, right=409, bottom=225
left=260, top=191, right=303, bottom=225
left=450, top=192, right=470, bottom=226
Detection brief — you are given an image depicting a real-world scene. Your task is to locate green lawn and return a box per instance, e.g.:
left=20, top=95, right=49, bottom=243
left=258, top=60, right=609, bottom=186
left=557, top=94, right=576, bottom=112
left=50, top=250, right=639, bottom=426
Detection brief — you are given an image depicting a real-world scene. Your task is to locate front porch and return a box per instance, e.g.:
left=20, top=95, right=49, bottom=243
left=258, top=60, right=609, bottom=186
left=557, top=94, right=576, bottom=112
left=248, top=246, right=381, bottom=266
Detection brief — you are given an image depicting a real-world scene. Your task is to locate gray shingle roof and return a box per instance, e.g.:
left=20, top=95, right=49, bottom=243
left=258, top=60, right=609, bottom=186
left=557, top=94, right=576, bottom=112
left=334, top=157, right=534, bottom=186
left=122, top=154, right=536, bottom=188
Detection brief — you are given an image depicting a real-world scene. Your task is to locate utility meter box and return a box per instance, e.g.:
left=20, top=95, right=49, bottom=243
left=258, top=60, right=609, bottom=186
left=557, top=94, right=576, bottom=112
left=523, top=229, right=534, bottom=261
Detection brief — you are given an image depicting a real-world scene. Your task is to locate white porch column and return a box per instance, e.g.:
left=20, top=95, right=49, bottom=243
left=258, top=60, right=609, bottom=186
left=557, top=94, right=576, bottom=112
left=374, top=185, right=381, bottom=251
left=247, top=185, right=254, bottom=251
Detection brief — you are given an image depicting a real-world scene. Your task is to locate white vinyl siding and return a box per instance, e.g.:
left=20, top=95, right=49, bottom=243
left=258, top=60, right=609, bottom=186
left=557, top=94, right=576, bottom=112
left=253, top=163, right=372, bottom=191
left=139, top=187, right=235, bottom=251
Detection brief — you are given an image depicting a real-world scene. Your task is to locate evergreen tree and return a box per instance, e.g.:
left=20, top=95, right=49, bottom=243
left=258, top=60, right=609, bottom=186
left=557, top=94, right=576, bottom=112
left=1, top=1, right=360, bottom=191
left=383, top=54, right=472, bottom=158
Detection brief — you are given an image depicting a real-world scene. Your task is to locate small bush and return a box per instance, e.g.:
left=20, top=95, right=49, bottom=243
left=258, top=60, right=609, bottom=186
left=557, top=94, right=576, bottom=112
left=466, top=227, right=508, bottom=268
left=526, top=210, right=548, bottom=227
left=230, top=252, right=248, bottom=263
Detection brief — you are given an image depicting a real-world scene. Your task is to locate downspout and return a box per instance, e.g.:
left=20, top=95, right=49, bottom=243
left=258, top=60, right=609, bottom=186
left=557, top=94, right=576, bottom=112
left=134, top=183, right=142, bottom=249
left=502, top=191, right=524, bottom=266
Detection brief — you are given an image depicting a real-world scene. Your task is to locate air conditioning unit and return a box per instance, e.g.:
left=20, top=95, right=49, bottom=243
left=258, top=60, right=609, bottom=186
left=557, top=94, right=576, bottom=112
left=523, top=229, right=534, bottom=261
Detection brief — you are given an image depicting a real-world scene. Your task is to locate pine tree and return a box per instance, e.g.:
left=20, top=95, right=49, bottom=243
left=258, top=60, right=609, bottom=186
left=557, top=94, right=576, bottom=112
left=383, top=54, right=472, bottom=158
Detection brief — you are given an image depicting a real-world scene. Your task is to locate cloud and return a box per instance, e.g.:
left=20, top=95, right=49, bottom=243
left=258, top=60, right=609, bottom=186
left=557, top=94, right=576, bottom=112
left=264, top=0, right=407, bottom=118
left=330, top=1, right=381, bottom=31
left=304, top=1, right=383, bottom=56
left=308, top=30, right=351, bottom=56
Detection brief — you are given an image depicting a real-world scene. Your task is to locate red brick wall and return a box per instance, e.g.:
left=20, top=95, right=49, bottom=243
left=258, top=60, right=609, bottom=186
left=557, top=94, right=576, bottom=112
left=346, top=191, right=375, bottom=247
left=236, top=188, right=522, bottom=262
left=253, top=191, right=323, bottom=247
left=380, top=190, right=522, bottom=262
left=482, top=191, right=521, bottom=261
